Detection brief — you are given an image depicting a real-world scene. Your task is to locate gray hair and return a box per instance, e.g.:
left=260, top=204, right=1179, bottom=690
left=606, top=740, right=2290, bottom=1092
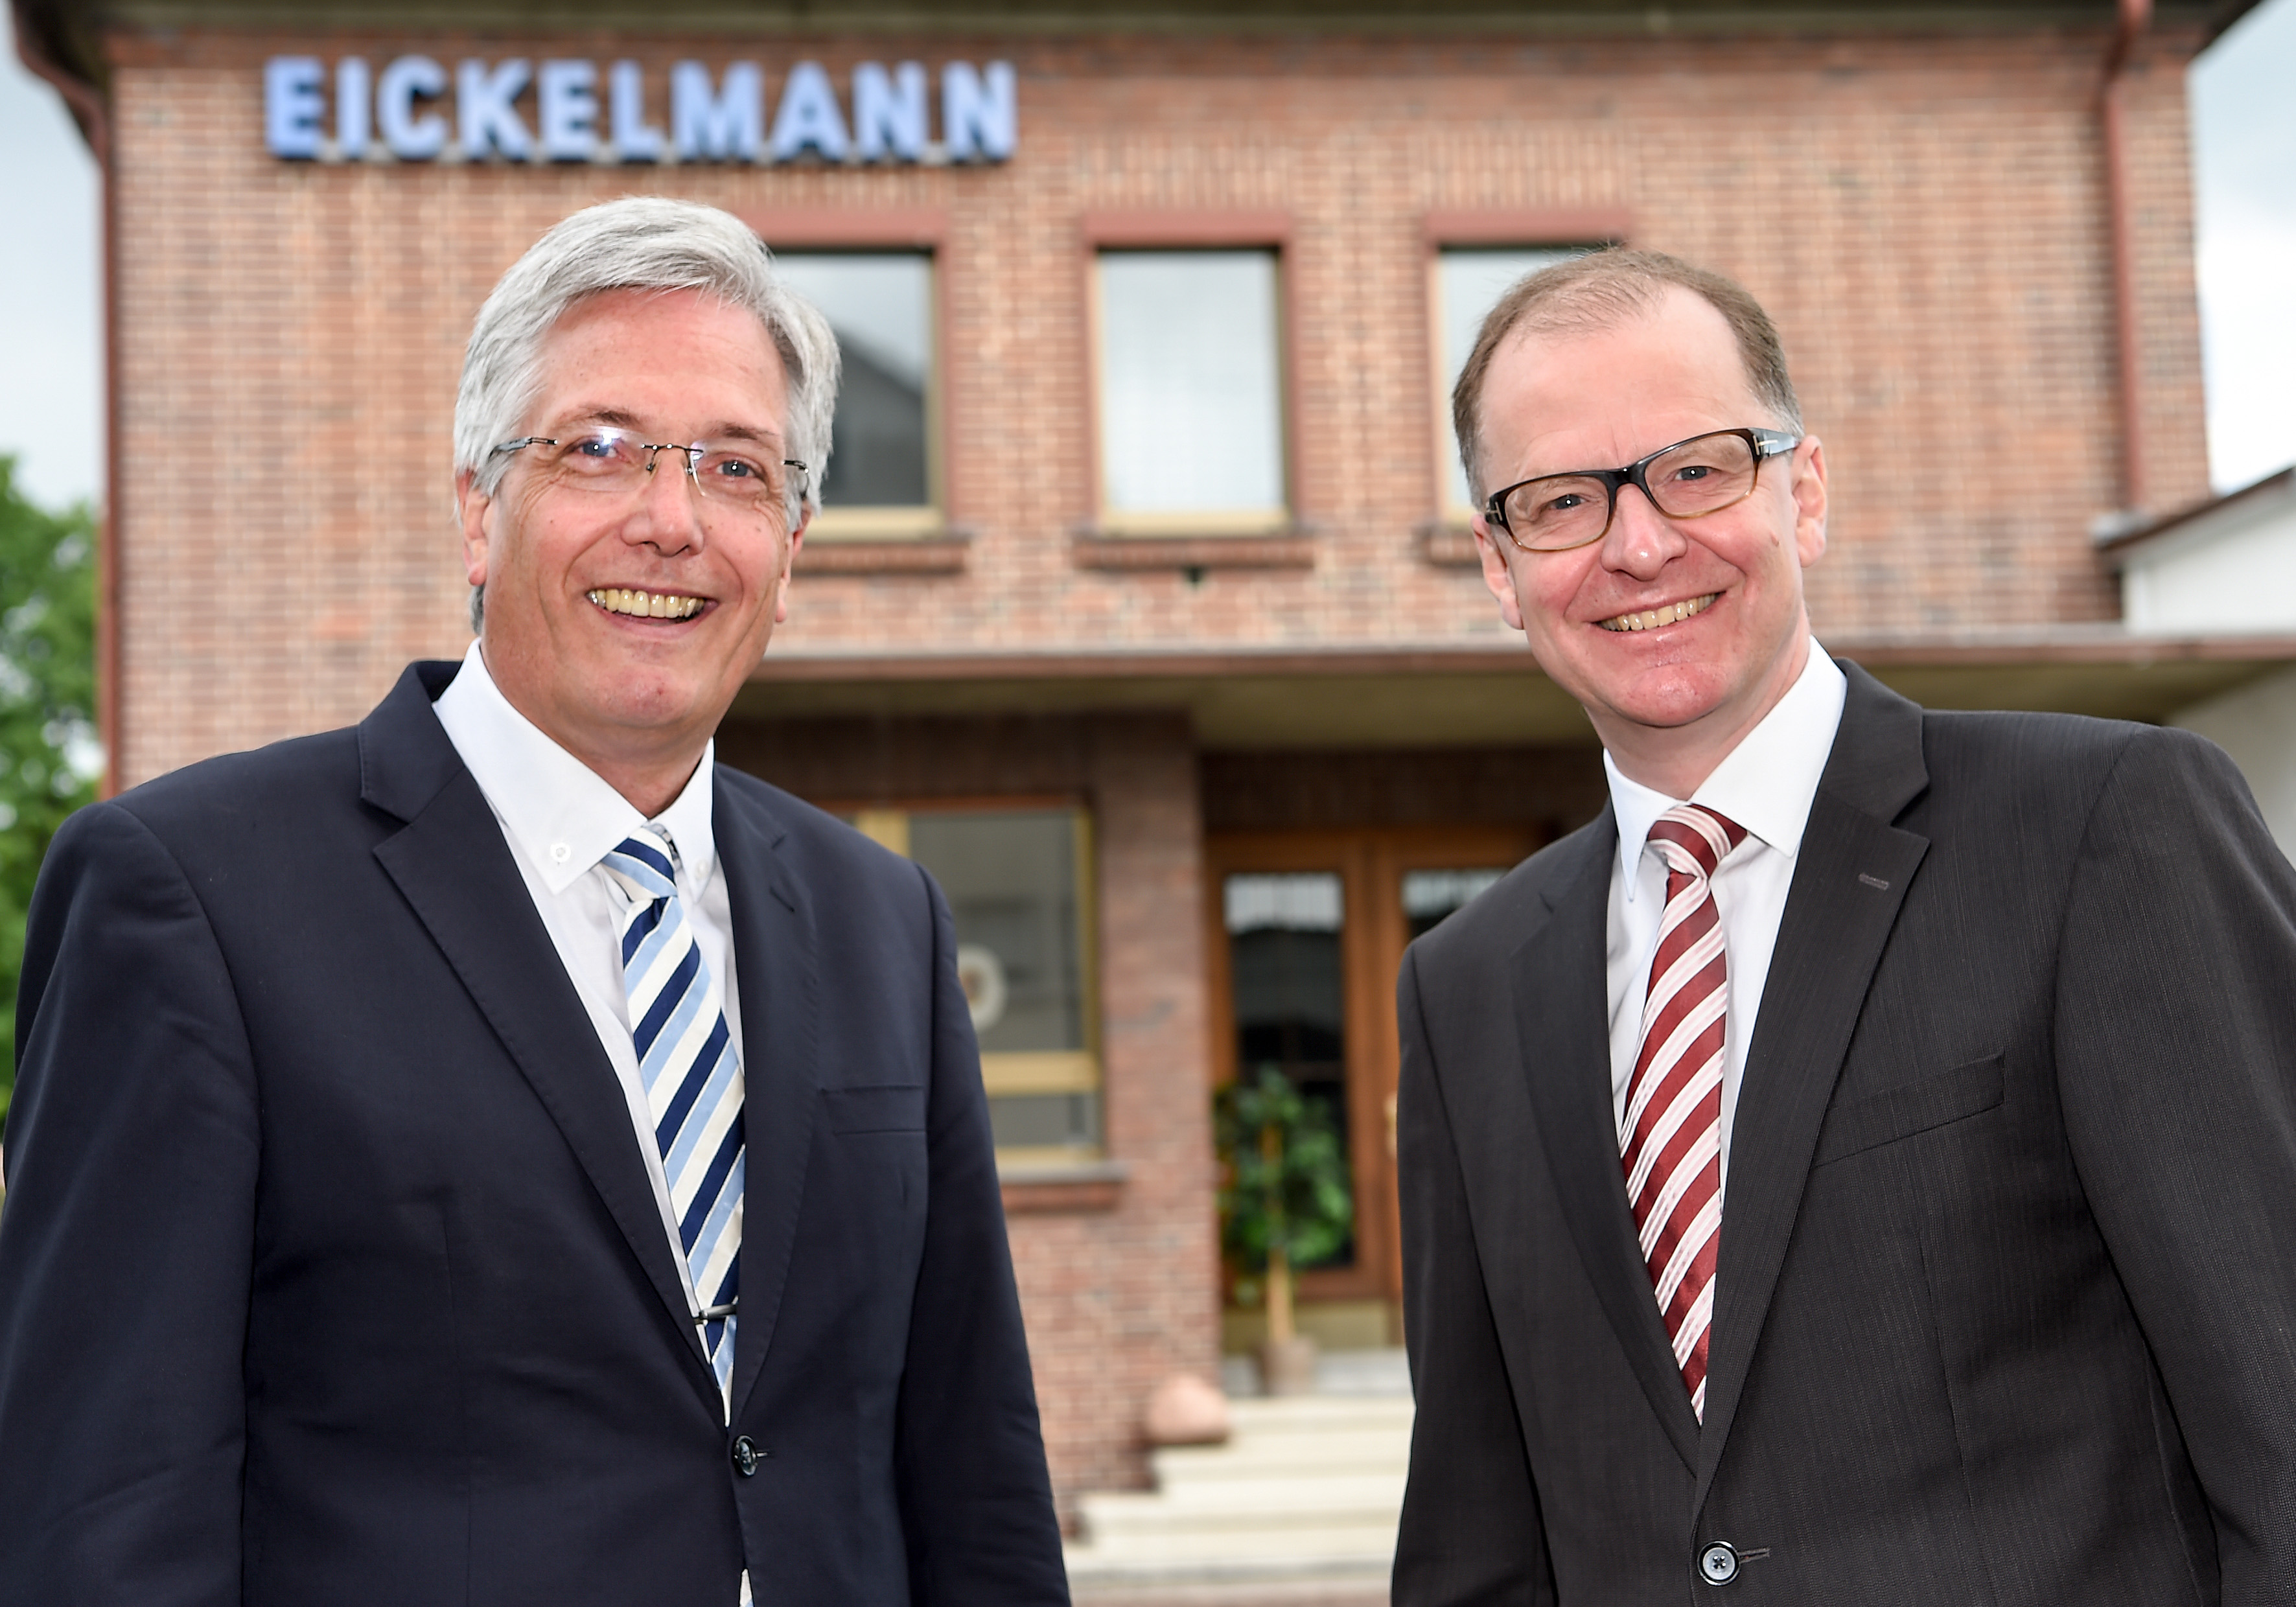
left=454, top=196, right=840, bottom=627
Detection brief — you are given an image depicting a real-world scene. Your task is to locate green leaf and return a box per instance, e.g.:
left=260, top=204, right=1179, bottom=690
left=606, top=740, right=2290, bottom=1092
left=0, top=458, right=100, bottom=1148
left=1212, top=1065, right=1356, bottom=1284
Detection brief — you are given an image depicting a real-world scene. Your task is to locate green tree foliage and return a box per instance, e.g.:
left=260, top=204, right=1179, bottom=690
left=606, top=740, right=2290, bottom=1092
left=0, top=458, right=100, bottom=1131
left=1213, top=1066, right=1355, bottom=1299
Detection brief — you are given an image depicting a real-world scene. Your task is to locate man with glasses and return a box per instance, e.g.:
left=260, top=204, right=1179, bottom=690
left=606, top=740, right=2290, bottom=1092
left=0, top=198, right=1067, bottom=1606
left=1393, top=249, right=2296, bottom=1604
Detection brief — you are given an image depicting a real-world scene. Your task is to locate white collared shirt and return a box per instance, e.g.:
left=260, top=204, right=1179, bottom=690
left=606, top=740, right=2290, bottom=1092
left=1604, top=639, right=1846, bottom=1197
left=431, top=640, right=744, bottom=1310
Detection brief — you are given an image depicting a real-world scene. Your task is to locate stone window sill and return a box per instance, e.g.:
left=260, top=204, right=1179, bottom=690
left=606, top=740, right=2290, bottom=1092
left=998, top=1157, right=1130, bottom=1214
left=795, top=531, right=971, bottom=575
left=1071, top=527, right=1317, bottom=572
left=1417, top=522, right=1484, bottom=568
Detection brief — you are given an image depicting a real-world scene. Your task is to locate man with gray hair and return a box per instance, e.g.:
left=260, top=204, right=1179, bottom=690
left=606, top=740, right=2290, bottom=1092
left=0, top=197, right=1069, bottom=1606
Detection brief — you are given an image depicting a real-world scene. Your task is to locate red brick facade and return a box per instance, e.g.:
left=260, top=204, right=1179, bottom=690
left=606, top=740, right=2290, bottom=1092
left=101, top=19, right=2213, bottom=785
left=721, top=713, right=1218, bottom=1508
left=64, top=3, right=2231, bottom=1517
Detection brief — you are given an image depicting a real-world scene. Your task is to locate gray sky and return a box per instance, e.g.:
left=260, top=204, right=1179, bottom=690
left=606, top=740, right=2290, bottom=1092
left=1, top=5, right=2291, bottom=512
left=2193, top=0, right=2296, bottom=491
left=0, top=6, right=100, bottom=512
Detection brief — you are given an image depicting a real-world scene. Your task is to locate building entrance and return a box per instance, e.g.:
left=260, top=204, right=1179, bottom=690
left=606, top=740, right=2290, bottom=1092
left=1206, top=826, right=1541, bottom=1347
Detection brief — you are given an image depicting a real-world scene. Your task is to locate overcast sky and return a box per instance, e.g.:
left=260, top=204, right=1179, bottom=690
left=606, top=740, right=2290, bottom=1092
left=1, top=5, right=2292, bottom=512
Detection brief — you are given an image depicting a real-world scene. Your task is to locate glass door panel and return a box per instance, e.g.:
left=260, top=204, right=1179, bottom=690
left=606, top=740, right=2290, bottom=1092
left=1402, top=867, right=1507, bottom=941
left=1209, top=827, right=1546, bottom=1328
left=1223, top=871, right=1355, bottom=1271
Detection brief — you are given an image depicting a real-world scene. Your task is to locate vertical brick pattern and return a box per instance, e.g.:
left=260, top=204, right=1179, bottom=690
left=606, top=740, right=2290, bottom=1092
left=714, top=713, right=1217, bottom=1516
left=105, top=21, right=2212, bottom=788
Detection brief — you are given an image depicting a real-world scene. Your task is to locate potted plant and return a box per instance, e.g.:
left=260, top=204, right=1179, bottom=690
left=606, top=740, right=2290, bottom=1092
left=1214, top=1067, right=1354, bottom=1395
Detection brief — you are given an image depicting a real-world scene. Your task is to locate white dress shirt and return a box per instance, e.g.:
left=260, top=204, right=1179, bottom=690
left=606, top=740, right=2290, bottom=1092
left=1604, top=640, right=1846, bottom=1199
left=431, top=640, right=744, bottom=1313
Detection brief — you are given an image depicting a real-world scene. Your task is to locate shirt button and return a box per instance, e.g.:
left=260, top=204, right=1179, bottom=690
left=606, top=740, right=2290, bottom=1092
left=1699, top=1542, right=1739, bottom=1585
left=731, top=1435, right=761, bottom=1476
left=549, top=842, right=572, bottom=864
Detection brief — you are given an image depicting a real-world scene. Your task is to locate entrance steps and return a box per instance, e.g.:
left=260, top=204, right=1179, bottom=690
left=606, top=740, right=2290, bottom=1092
left=1065, top=1350, right=1412, bottom=1606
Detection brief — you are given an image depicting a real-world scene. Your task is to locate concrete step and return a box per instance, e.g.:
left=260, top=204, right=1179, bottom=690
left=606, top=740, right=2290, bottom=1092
left=1152, top=1435, right=1408, bottom=1481
left=1225, top=1395, right=1415, bottom=1428
left=1069, top=1579, right=1388, bottom=1607
left=1084, top=1480, right=1405, bottom=1528
left=1069, top=1527, right=1398, bottom=1571
left=1066, top=1352, right=1414, bottom=1596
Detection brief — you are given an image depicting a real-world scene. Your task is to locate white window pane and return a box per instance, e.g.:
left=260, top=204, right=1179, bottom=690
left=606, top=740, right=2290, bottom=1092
left=1401, top=867, right=1505, bottom=919
left=1099, top=251, right=1284, bottom=515
left=1438, top=246, right=1593, bottom=513
left=773, top=252, right=933, bottom=507
left=1223, top=872, right=1343, bottom=934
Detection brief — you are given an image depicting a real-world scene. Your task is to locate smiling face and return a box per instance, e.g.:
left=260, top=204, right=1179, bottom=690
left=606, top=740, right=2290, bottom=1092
left=457, top=286, right=807, bottom=809
left=1472, top=285, right=1829, bottom=795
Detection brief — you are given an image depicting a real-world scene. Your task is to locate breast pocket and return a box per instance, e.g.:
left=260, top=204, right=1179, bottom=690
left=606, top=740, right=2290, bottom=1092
left=1812, top=1054, right=2005, bottom=1168
left=821, top=1084, right=928, bottom=1135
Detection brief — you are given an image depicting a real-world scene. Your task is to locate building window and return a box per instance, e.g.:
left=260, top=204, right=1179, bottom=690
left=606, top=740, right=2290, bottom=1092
left=1434, top=246, right=1597, bottom=521
left=850, top=805, right=1101, bottom=1158
left=772, top=251, right=936, bottom=537
left=1096, top=249, right=1287, bottom=534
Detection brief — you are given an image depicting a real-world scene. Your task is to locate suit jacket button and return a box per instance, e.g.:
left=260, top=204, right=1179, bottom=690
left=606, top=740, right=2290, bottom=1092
left=1699, top=1542, right=1740, bottom=1585
left=731, top=1435, right=760, bottom=1477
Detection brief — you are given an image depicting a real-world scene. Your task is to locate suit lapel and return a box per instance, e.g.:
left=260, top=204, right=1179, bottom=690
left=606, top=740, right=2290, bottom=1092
left=1691, top=663, right=1931, bottom=1514
left=358, top=665, right=712, bottom=1383
left=1513, top=809, right=1702, bottom=1473
left=713, top=778, right=822, bottom=1422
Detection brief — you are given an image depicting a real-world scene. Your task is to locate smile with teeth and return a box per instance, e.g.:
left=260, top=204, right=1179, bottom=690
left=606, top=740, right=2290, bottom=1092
left=587, top=587, right=707, bottom=621
left=1597, top=593, right=1719, bottom=633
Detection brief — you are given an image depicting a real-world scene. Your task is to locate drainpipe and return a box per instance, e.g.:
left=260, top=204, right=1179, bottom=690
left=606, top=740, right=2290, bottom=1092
left=2102, top=0, right=2154, bottom=520
left=10, top=1, right=118, bottom=796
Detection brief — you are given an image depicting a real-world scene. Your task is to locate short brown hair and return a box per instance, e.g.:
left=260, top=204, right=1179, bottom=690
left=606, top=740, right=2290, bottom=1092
left=1450, top=248, right=1803, bottom=504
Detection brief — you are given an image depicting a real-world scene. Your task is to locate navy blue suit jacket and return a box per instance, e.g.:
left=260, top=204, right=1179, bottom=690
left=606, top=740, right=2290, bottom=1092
left=0, top=661, right=1069, bottom=1606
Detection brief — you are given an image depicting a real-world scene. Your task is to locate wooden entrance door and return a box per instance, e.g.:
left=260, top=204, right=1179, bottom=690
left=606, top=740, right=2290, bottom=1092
left=1206, top=825, right=1545, bottom=1321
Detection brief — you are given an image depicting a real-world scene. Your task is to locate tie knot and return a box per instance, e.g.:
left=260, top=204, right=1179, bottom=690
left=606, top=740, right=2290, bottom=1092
left=1645, top=804, right=1746, bottom=883
left=601, top=827, right=679, bottom=903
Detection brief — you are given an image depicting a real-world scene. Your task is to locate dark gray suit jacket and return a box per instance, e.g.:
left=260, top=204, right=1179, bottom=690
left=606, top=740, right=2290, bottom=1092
left=1393, top=662, right=2296, bottom=1605
left=0, top=661, right=1069, bottom=1606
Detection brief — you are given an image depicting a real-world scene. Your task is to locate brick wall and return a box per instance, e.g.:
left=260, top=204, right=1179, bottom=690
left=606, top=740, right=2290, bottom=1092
left=104, top=19, right=2211, bottom=786
left=717, top=712, right=1218, bottom=1516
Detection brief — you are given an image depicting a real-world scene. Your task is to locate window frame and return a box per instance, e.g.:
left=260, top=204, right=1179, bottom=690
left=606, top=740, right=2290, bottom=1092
left=1082, top=210, right=1297, bottom=538
left=1424, top=209, right=1632, bottom=529
left=743, top=209, right=949, bottom=542
left=844, top=796, right=1104, bottom=1162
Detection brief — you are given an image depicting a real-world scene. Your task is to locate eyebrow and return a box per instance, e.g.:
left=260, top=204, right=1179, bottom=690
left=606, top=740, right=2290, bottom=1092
left=550, top=408, right=783, bottom=446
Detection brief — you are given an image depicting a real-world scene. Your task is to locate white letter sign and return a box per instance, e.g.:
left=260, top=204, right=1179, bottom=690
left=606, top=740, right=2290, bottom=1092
left=264, top=55, right=1017, bottom=167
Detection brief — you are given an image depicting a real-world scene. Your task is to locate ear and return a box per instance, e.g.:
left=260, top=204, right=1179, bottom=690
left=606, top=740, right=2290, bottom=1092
left=1474, top=516, right=1527, bottom=634
left=456, top=468, right=494, bottom=590
left=1789, top=435, right=1829, bottom=568
left=772, top=512, right=809, bottom=627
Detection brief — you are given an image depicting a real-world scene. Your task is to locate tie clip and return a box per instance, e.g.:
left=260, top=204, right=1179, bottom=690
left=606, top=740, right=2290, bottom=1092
left=695, top=1301, right=738, bottom=1325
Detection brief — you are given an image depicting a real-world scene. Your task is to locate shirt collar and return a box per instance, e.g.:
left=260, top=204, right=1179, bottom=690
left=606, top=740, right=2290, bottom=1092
left=430, top=640, right=717, bottom=897
left=1605, top=638, right=1848, bottom=902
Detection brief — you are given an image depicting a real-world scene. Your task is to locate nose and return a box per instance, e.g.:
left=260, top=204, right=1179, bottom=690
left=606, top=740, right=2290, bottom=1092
left=629, top=447, right=706, bottom=553
left=1598, top=480, right=1686, bottom=581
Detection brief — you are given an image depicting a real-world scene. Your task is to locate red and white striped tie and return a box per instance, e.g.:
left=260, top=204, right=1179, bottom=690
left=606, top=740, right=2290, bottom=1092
left=1621, top=804, right=1746, bottom=1423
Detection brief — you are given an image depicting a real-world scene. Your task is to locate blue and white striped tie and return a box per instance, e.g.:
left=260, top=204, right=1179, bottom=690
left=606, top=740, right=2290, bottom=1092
left=601, top=827, right=743, bottom=1397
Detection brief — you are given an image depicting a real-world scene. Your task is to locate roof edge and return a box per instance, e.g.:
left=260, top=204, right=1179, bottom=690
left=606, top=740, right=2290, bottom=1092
left=51, top=0, right=2258, bottom=40
left=749, top=629, right=2296, bottom=685
left=2096, top=464, right=2296, bottom=553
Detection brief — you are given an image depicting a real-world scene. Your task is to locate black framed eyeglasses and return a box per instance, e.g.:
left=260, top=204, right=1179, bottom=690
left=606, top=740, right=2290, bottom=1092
left=491, top=426, right=807, bottom=519
left=1483, top=427, right=1801, bottom=553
